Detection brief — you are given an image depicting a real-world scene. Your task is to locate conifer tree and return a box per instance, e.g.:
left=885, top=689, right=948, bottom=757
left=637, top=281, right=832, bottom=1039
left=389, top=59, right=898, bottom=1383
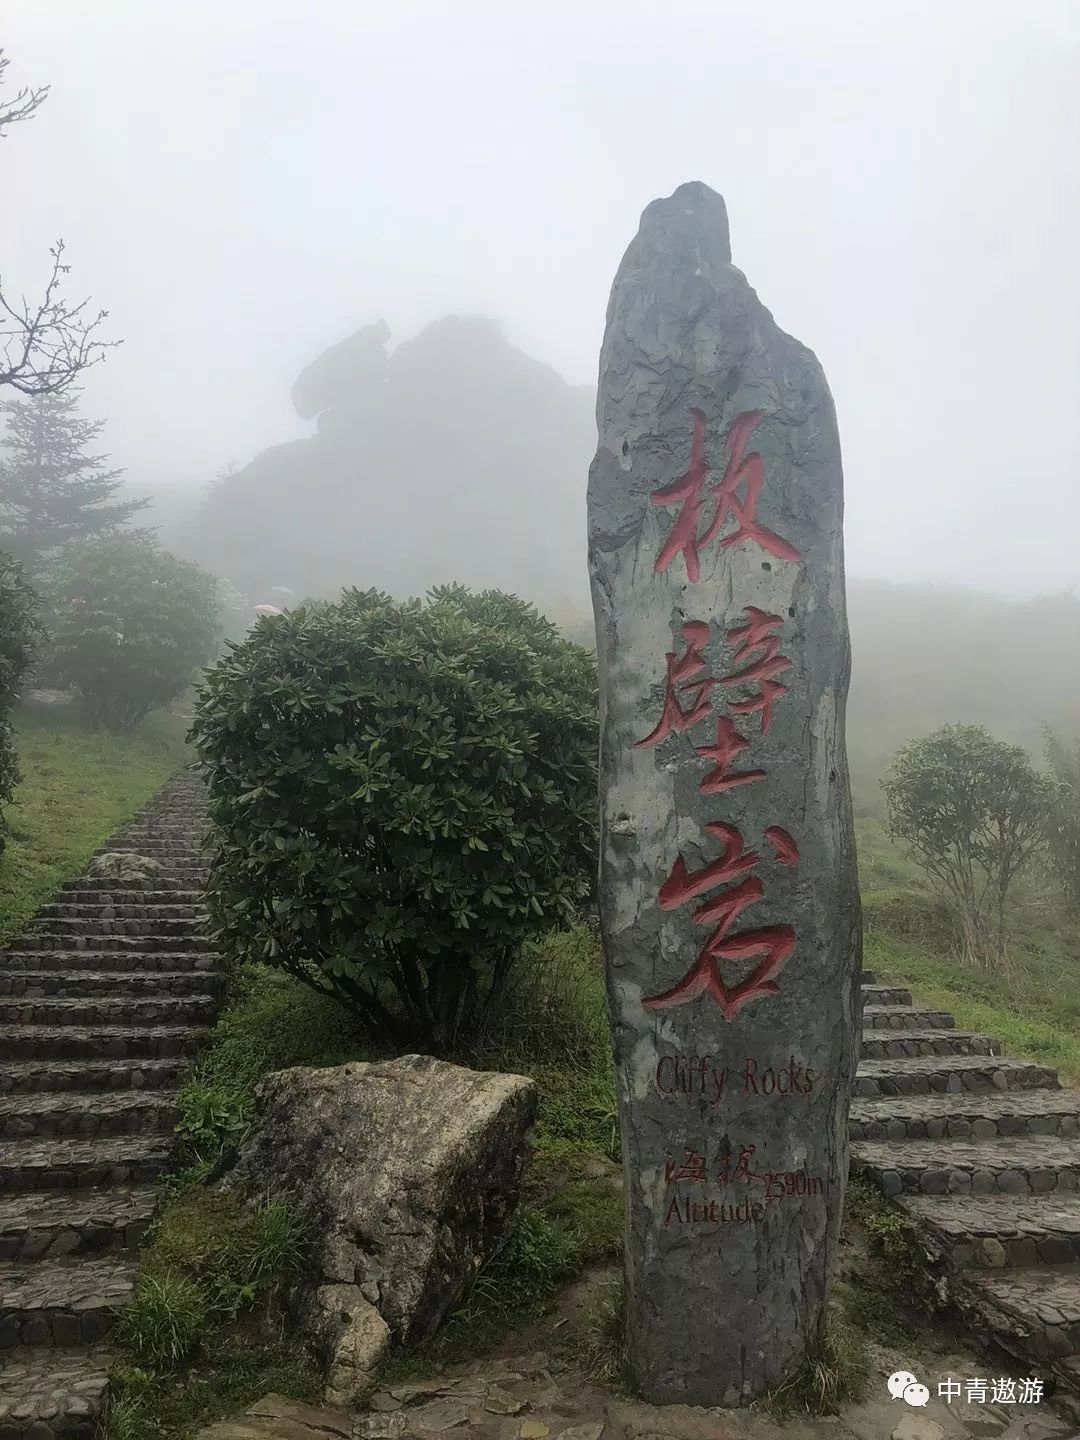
left=0, top=389, right=147, bottom=578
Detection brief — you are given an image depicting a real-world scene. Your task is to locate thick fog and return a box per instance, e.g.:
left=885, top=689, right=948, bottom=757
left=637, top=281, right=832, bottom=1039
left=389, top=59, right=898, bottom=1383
left=3, top=0, right=1079, bottom=600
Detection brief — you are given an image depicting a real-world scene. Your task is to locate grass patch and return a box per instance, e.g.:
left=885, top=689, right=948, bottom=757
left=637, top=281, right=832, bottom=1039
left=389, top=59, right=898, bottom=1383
left=868, top=932, right=1080, bottom=1082
left=0, top=702, right=189, bottom=944
left=175, top=964, right=378, bottom=1174
left=760, top=1304, right=869, bottom=1417
left=105, top=1183, right=310, bottom=1437
left=580, top=1274, right=628, bottom=1390
left=839, top=1178, right=941, bottom=1350
left=105, top=1341, right=322, bottom=1440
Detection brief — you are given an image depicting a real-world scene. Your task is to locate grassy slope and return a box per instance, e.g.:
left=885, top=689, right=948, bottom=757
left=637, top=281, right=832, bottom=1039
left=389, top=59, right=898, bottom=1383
left=0, top=702, right=191, bottom=944
left=856, top=808, right=1080, bottom=1083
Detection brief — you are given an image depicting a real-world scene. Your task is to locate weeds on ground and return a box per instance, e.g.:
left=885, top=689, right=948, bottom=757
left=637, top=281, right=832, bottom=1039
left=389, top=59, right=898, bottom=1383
left=115, top=1187, right=306, bottom=1366
left=580, top=1274, right=628, bottom=1391
left=761, top=1304, right=869, bottom=1417
left=175, top=964, right=376, bottom=1174
left=840, top=1178, right=939, bottom=1348
left=105, top=1340, right=322, bottom=1440
left=105, top=1185, right=309, bottom=1438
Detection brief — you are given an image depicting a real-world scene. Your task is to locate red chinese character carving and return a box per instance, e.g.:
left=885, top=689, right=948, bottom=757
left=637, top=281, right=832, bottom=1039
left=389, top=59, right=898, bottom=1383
left=722, top=607, right=792, bottom=736
left=651, top=410, right=801, bottom=581
left=664, top=1148, right=708, bottom=1185
left=765, top=826, right=799, bottom=866
left=635, top=621, right=715, bottom=748
left=644, top=822, right=798, bottom=1021
left=717, top=1144, right=767, bottom=1185
left=658, top=821, right=758, bottom=908
left=695, top=716, right=766, bottom=794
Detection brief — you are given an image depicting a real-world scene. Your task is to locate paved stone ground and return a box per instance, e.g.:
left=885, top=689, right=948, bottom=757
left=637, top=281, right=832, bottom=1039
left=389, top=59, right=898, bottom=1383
left=0, top=770, right=217, bottom=1439
left=197, top=1290, right=1077, bottom=1440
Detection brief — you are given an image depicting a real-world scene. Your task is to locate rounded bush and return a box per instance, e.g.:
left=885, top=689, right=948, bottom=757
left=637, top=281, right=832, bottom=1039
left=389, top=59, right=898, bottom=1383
left=190, top=584, right=598, bottom=1050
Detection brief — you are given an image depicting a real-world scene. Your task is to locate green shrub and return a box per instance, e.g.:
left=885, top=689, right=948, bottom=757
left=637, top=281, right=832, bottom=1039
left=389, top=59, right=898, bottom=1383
left=47, top=533, right=219, bottom=731
left=0, top=552, right=41, bottom=852
left=190, top=584, right=598, bottom=1051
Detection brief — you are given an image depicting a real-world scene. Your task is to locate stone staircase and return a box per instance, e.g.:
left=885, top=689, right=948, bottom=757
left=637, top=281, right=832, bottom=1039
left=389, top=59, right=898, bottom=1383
left=853, top=970, right=1080, bottom=1404
left=0, top=770, right=218, bottom=1439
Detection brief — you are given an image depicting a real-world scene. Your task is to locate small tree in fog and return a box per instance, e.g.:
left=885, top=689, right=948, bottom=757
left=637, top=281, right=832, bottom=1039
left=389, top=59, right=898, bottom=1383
left=882, top=724, right=1050, bottom=967
left=48, top=534, right=219, bottom=731
left=0, top=389, right=147, bottom=578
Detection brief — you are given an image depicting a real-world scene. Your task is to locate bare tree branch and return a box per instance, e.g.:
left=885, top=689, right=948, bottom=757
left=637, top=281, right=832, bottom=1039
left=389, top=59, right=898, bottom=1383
left=0, top=50, right=49, bottom=135
left=0, top=54, right=120, bottom=395
left=0, top=241, right=119, bottom=395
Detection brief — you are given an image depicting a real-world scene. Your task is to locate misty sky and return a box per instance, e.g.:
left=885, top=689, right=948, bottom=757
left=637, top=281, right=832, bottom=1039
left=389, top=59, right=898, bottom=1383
left=4, top=1, right=1079, bottom=598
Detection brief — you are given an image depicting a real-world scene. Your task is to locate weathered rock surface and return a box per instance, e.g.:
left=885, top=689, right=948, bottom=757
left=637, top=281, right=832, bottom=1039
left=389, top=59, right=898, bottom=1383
left=291, top=319, right=391, bottom=424
left=227, top=1055, right=537, bottom=1404
left=588, top=181, right=861, bottom=1404
left=86, top=851, right=162, bottom=880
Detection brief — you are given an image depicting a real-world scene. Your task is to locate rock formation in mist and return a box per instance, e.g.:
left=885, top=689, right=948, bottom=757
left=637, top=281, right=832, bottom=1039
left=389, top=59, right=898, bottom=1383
left=188, top=317, right=595, bottom=612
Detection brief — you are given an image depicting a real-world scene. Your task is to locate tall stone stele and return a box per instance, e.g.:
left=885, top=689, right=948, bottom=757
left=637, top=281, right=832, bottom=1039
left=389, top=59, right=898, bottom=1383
left=588, top=182, right=861, bottom=1406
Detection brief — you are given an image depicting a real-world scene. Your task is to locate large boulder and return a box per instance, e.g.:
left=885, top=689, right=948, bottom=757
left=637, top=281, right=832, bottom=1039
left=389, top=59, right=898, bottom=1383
left=86, top=851, right=162, bottom=879
left=226, top=1054, right=538, bottom=1405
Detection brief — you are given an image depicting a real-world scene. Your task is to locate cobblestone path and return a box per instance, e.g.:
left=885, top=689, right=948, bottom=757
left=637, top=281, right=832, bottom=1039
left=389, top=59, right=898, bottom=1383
left=0, top=770, right=217, bottom=1439
left=853, top=971, right=1080, bottom=1404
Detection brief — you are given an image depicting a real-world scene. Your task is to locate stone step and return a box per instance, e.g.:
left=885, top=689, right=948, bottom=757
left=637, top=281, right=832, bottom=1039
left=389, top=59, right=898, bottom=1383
left=860, top=985, right=914, bottom=1007
left=0, top=995, right=217, bottom=1028
left=0, top=1185, right=158, bottom=1261
left=0, top=1022, right=207, bottom=1061
left=0, top=969, right=221, bottom=999
left=854, top=1055, right=1060, bottom=1097
left=10, top=932, right=214, bottom=953
left=956, top=1262, right=1080, bottom=1370
left=860, top=1029, right=1000, bottom=1061
left=0, top=1089, right=180, bottom=1139
left=0, top=1134, right=172, bottom=1193
left=850, top=1091, right=1080, bottom=1141
left=60, top=876, right=201, bottom=894
left=19, top=915, right=206, bottom=939
left=860, top=970, right=877, bottom=985
left=851, top=1135, right=1080, bottom=1196
left=57, top=889, right=203, bottom=906
left=901, top=1193, right=1080, bottom=1269
left=115, top=821, right=207, bottom=833
left=0, top=1256, right=135, bottom=1347
left=38, top=901, right=203, bottom=920
left=93, top=844, right=206, bottom=858
left=862, top=1005, right=955, bottom=1031
left=0, top=950, right=220, bottom=974
left=0, top=1057, right=188, bottom=1093
left=0, top=1343, right=110, bottom=1436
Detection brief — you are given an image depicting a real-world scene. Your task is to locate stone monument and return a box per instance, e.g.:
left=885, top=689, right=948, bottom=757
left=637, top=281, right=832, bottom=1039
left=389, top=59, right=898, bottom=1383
left=587, top=181, right=861, bottom=1405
